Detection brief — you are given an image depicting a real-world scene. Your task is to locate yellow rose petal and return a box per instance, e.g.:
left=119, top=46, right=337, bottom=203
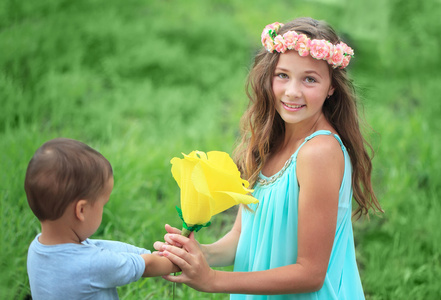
left=182, top=193, right=212, bottom=225
left=212, top=191, right=258, bottom=215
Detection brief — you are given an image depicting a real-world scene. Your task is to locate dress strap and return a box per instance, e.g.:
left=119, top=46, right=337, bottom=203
left=294, top=130, right=346, bottom=159
left=257, top=130, right=346, bottom=186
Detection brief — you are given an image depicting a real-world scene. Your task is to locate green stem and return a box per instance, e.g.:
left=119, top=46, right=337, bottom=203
left=181, top=227, right=192, bottom=237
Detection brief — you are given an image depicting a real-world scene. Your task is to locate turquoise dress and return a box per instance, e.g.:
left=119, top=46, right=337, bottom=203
left=232, top=130, right=365, bottom=300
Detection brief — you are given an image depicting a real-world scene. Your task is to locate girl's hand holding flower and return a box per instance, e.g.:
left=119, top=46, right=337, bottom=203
left=154, top=224, right=201, bottom=252
left=161, top=234, right=216, bottom=293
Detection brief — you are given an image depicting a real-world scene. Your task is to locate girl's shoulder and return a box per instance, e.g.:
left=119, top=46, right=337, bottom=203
left=296, top=131, right=345, bottom=185
left=297, top=131, right=345, bottom=168
left=301, top=131, right=342, bottom=152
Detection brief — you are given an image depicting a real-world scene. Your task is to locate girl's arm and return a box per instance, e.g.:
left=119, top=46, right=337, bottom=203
left=201, top=207, right=242, bottom=267
left=162, top=136, right=343, bottom=294
left=141, top=253, right=180, bottom=277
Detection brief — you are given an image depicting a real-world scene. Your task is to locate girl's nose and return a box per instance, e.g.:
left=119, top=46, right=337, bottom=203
left=284, top=80, right=301, bottom=98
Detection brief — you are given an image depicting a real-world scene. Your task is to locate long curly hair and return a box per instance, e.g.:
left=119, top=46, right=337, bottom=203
left=234, top=17, right=382, bottom=218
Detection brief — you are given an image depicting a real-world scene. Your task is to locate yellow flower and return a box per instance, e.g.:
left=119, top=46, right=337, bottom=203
left=171, top=151, right=258, bottom=236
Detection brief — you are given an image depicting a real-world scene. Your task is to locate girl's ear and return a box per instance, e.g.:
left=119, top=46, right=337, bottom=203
left=328, top=86, right=335, bottom=98
left=75, top=200, right=88, bottom=222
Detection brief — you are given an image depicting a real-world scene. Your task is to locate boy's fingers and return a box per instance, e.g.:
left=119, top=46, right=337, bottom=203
left=153, top=241, right=165, bottom=252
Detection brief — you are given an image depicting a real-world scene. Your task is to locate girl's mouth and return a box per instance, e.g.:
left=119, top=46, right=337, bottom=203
left=282, top=101, right=305, bottom=110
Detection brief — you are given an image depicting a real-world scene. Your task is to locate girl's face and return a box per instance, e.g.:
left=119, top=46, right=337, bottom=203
left=272, top=50, right=334, bottom=129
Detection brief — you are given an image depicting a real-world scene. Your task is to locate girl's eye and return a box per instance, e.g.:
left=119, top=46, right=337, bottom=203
left=276, top=73, right=288, bottom=79
left=305, top=76, right=316, bottom=83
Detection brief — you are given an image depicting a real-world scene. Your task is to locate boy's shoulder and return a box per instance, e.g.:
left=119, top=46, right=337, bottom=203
left=27, top=236, right=147, bottom=299
left=28, top=235, right=96, bottom=254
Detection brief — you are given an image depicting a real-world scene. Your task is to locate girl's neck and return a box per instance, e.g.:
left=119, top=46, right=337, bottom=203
left=262, top=115, right=329, bottom=177
left=282, top=114, right=328, bottom=150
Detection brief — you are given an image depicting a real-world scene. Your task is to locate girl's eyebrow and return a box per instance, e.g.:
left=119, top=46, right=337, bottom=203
left=274, top=67, right=289, bottom=72
left=305, top=70, right=323, bottom=79
left=275, top=67, right=324, bottom=80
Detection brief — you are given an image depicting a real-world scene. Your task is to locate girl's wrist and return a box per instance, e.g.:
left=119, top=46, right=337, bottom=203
left=199, top=244, right=211, bottom=264
left=203, top=269, right=220, bottom=293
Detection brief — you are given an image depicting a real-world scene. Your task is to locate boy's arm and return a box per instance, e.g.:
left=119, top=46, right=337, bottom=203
left=141, top=253, right=180, bottom=277
left=87, top=239, right=151, bottom=255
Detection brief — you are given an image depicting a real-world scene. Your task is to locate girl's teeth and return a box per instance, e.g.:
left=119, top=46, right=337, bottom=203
left=285, top=103, right=303, bottom=108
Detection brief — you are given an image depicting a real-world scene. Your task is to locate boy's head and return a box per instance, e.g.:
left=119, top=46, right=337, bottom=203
left=24, top=138, right=113, bottom=221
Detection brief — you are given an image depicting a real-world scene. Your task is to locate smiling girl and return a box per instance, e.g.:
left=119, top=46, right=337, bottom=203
left=155, top=17, right=383, bottom=299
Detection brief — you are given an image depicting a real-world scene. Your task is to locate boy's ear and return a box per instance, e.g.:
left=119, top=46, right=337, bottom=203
left=75, top=200, right=88, bottom=222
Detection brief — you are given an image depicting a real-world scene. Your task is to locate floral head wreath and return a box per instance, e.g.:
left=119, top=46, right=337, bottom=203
left=261, top=22, right=354, bottom=69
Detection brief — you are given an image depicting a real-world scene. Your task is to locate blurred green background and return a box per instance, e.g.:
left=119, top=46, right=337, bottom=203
left=1, top=0, right=440, bottom=299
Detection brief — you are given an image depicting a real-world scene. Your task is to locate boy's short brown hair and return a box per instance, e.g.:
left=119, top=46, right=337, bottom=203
left=24, top=138, right=113, bottom=221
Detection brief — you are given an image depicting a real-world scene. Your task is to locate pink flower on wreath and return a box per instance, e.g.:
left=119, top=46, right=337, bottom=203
left=342, top=43, right=354, bottom=57
left=261, top=29, right=271, bottom=45
left=268, top=22, right=284, bottom=32
left=261, top=22, right=283, bottom=44
left=283, top=31, right=299, bottom=50
left=309, top=39, right=333, bottom=60
left=274, top=35, right=287, bottom=53
left=263, top=37, right=275, bottom=52
left=328, top=43, right=345, bottom=68
left=340, top=55, right=351, bottom=69
left=261, top=30, right=272, bottom=47
left=261, top=32, right=268, bottom=46
left=261, top=22, right=284, bottom=52
left=261, top=30, right=275, bottom=52
left=294, top=34, right=310, bottom=56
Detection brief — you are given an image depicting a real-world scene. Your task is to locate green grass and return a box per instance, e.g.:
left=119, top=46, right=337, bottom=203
left=1, top=0, right=440, bottom=299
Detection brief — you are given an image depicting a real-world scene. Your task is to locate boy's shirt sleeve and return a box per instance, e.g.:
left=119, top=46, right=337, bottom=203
left=85, top=239, right=151, bottom=255
left=88, top=247, right=148, bottom=288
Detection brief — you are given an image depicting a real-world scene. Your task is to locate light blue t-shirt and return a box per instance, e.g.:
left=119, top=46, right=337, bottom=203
left=232, top=131, right=365, bottom=299
left=27, top=234, right=151, bottom=300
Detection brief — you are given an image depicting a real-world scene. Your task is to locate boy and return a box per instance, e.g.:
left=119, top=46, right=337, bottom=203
left=25, top=138, right=178, bottom=299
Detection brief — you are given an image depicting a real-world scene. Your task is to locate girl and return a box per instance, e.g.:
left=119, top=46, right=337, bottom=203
left=155, top=17, right=383, bottom=299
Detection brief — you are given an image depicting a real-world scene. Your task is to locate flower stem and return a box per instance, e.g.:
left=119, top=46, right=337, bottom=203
left=181, top=227, right=192, bottom=237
